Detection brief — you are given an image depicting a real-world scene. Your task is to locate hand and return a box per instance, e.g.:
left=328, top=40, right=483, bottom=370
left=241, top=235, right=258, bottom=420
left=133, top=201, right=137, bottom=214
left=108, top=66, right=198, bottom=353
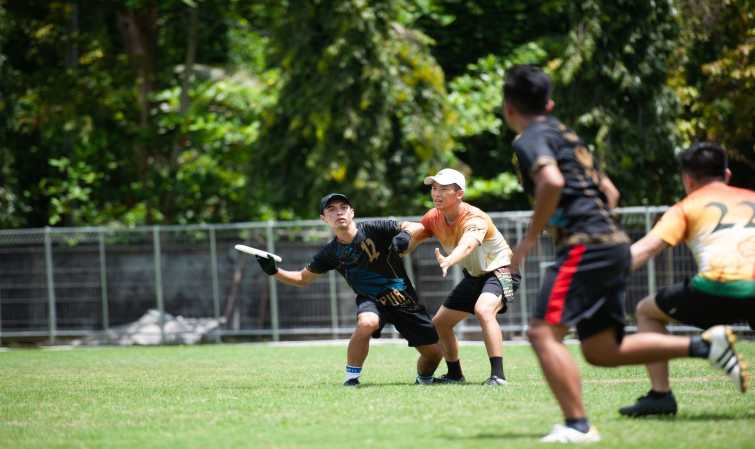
left=390, top=230, right=411, bottom=254
left=255, top=255, right=278, bottom=275
left=434, top=248, right=452, bottom=278
left=510, top=238, right=536, bottom=273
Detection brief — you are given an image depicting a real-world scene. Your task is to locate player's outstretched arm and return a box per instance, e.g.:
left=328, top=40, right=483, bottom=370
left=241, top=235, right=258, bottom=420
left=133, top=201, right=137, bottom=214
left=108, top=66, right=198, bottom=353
left=255, top=255, right=320, bottom=287
left=399, top=221, right=430, bottom=255
left=630, top=234, right=668, bottom=271
left=434, top=233, right=480, bottom=277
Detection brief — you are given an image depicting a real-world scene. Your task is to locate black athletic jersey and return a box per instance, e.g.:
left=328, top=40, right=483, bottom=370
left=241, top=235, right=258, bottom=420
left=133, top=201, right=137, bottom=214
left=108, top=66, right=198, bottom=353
left=307, top=219, right=420, bottom=308
left=512, top=116, right=628, bottom=246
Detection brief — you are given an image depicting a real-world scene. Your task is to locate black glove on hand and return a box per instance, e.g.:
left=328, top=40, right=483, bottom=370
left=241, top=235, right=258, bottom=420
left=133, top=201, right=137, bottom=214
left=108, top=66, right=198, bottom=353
left=255, top=255, right=278, bottom=275
left=390, top=230, right=411, bottom=254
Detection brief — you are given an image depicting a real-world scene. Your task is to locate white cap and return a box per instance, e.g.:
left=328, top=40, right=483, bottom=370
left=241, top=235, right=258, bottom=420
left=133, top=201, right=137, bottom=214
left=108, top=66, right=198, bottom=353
left=423, top=168, right=466, bottom=190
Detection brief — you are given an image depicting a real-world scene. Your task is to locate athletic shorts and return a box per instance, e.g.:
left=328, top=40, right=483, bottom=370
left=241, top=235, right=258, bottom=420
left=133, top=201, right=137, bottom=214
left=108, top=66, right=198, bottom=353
left=356, top=298, right=439, bottom=347
left=655, top=279, right=755, bottom=330
left=444, top=266, right=520, bottom=314
left=535, top=243, right=631, bottom=342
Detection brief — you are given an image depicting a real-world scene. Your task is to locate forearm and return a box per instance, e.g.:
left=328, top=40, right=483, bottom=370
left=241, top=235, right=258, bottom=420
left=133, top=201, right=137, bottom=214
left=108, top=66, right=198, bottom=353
left=445, top=235, right=479, bottom=267
left=524, top=181, right=562, bottom=243
left=273, top=268, right=312, bottom=287
left=630, top=234, right=668, bottom=271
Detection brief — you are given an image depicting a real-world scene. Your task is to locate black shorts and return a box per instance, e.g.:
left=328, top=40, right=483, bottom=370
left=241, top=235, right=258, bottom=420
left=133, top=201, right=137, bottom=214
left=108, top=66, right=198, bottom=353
left=356, top=299, right=439, bottom=347
left=655, top=279, right=755, bottom=329
left=535, top=243, right=630, bottom=342
left=444, top=266, right=520, bottom=314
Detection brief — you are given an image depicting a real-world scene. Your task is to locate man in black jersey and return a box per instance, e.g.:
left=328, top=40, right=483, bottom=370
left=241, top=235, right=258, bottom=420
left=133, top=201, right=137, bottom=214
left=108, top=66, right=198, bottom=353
left=501, top=65, right=746, bottom=443
left=254, top=193, right=442, bottom=386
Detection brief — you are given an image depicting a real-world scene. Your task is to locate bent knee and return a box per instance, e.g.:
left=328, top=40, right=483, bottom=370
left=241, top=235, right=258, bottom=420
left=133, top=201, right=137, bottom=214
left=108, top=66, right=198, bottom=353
left=582, top=350, right=619, bottom=367
left=356, top=315, right=380, bottom=333
left=474, top=304, right=498, bottom=321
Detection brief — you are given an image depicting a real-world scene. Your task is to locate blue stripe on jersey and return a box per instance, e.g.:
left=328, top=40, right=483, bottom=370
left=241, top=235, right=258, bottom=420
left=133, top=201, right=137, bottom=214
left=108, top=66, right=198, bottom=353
left=343, top=266, right=407, bottom=297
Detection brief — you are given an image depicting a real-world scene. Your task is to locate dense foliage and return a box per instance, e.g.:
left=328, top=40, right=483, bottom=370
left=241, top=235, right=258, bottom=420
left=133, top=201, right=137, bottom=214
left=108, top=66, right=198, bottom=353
left=0, top=0, right=752, bottom=228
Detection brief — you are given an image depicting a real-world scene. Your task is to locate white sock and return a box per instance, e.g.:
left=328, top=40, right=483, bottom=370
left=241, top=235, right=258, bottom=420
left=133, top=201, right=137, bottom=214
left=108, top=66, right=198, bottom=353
left=345, top=365, right=362, bottom=382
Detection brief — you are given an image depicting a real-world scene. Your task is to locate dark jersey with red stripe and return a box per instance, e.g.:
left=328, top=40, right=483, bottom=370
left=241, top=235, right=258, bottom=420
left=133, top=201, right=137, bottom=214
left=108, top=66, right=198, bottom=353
left=512, top=116, right=627, bottom=246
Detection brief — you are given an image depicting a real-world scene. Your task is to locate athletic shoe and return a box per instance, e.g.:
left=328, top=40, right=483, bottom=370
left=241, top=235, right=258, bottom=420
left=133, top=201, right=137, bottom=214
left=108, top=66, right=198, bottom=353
left=433, top=373, right=466, bottom=384
left=618, top=391, right=677, bottom=417
left=540, top=424, right=601, bottom=443
left=702, top=325, right=749, bottom=393
left=482, top=375, right=507, bottom=386
left=415, top=375, right=435, bottom=385
left=343, top=378, right=360, bottom=387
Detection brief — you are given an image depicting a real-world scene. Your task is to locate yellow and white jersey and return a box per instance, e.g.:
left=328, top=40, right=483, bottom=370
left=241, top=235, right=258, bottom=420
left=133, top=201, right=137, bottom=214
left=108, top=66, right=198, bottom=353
left=651, top=182, right=755, bottom=295
left=418, top=202, right=512, bottom=277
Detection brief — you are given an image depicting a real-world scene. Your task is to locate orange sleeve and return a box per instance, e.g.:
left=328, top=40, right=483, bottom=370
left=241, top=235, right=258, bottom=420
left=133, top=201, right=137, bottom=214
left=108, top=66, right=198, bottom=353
left=650, top=203, right=687, bottom=246
left=418, top=211, right=436, bottom=240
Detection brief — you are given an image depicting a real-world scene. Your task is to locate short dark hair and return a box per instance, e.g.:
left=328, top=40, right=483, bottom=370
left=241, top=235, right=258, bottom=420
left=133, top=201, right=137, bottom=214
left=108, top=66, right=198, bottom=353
left=679, top=142, right=728, bottom=181
left=503, top=64, right=551, bottom=115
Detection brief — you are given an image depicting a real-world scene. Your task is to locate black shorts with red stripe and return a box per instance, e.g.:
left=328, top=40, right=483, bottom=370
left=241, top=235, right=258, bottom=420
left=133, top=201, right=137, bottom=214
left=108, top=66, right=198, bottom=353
left=535, top=243, right=631, bottom=342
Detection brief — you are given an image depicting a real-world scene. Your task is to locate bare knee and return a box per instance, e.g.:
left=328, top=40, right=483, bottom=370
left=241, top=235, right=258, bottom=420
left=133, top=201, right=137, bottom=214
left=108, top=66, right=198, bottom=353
left=474, top=303, right=498, bottom=323
left=355, top=314, right=380, bottom=335
left=432, top=314, right=453, bottom=333
left=527, top=324, right=549, bottom=348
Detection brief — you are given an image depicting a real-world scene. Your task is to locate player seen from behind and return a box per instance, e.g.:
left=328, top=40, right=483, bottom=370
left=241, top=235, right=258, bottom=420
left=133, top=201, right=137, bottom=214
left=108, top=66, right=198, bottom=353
left=502, top=64, right=748, bottom=443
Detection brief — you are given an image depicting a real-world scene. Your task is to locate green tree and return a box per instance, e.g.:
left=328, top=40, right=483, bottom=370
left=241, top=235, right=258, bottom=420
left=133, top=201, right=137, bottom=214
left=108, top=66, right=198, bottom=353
left=551, top=0, right=682, bottom=205
left=256, top=0, right=456, bottom=218
left=672, top=0, right=755, bottom=189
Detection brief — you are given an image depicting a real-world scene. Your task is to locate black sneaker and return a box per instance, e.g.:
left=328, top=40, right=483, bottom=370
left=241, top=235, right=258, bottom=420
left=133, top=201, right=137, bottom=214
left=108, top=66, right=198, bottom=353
left=433, top=373, right=466, bottom=384
left=343, top=378, right=360, bottom=387
left=618, top=391, right=677, bottom=417
left=482, top=375, right=507, bottom=386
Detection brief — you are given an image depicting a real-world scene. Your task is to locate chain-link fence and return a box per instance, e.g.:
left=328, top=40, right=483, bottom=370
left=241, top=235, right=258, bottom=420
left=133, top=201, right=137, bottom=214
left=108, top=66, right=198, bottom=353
left=0, top=207, right=715, bottom=344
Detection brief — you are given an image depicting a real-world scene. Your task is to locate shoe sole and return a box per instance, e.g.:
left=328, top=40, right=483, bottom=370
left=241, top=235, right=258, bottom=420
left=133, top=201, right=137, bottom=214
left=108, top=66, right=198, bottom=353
left=619, top=409, right=677, bottom=417
left=726, top=328, right=749, bottom=393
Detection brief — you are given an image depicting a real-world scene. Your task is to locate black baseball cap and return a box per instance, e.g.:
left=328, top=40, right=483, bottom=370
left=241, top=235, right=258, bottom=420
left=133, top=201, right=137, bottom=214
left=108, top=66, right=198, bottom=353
left=319, top=193, right=352, bottom=213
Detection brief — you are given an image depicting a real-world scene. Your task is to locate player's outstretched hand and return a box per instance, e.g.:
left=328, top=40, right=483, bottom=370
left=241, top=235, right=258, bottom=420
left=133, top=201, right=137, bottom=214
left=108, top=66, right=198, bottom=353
left=255, top=255, right=278, bottom=275
left=390, top=230, right=411, bottom=254
left=435, top=248, right=451, bottom=277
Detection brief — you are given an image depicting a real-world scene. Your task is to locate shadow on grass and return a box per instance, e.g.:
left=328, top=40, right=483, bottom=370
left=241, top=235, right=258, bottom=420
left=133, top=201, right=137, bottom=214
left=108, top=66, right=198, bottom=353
left=441, top=432, right=542, bottom=441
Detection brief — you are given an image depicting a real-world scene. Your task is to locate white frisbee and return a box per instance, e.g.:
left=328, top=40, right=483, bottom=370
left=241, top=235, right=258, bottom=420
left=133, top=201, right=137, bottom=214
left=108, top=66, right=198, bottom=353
left=233, top=244, right=283, bottom=263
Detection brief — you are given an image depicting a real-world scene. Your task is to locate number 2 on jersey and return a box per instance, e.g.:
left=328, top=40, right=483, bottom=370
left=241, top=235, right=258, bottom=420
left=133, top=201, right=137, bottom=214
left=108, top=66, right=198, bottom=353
left=360, top=238, right=380, bottom=262
left=706, top=201, right=755, bottom=233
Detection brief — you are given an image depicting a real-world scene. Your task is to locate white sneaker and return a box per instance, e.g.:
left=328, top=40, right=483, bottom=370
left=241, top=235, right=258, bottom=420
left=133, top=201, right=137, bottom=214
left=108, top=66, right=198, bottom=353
left=540, top=424, right=601, bottom=443
left=702, top=325, right=749, bottom=393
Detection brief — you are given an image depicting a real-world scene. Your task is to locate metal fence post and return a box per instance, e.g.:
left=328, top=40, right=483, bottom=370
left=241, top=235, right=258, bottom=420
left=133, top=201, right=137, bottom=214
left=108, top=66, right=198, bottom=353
left=266, top=221, right=280, bottom=341
left=153, top=226, right=165, bottom=344
left=328, top=271, right=338, bottom=339
left=44, top=227, right=57, bottom=344
left=645, top=207, right=656, bottom=296
left=98, top=229, right=110, bottom=331
left=516, top=220, right=528, bottom=335
left=208, top=226, right=221, bottom=342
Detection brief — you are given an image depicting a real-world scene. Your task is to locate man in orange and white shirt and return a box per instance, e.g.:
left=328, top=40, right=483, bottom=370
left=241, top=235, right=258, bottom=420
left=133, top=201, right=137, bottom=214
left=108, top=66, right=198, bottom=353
left=402, top=168, right=519, bottom=385
left=620, top=142, right=755, bottom=417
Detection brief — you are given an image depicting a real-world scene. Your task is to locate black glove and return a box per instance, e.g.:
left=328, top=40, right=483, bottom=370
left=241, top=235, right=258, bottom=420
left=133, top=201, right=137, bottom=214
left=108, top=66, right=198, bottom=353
left=390, top=230, right=411, bottom=254
left=255, top=255, right=278, bottom=275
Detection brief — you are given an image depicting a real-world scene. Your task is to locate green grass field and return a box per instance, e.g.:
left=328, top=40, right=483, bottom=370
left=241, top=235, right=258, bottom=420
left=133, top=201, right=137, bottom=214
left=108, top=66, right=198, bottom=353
left=1, top=340, right=754, bottom=449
